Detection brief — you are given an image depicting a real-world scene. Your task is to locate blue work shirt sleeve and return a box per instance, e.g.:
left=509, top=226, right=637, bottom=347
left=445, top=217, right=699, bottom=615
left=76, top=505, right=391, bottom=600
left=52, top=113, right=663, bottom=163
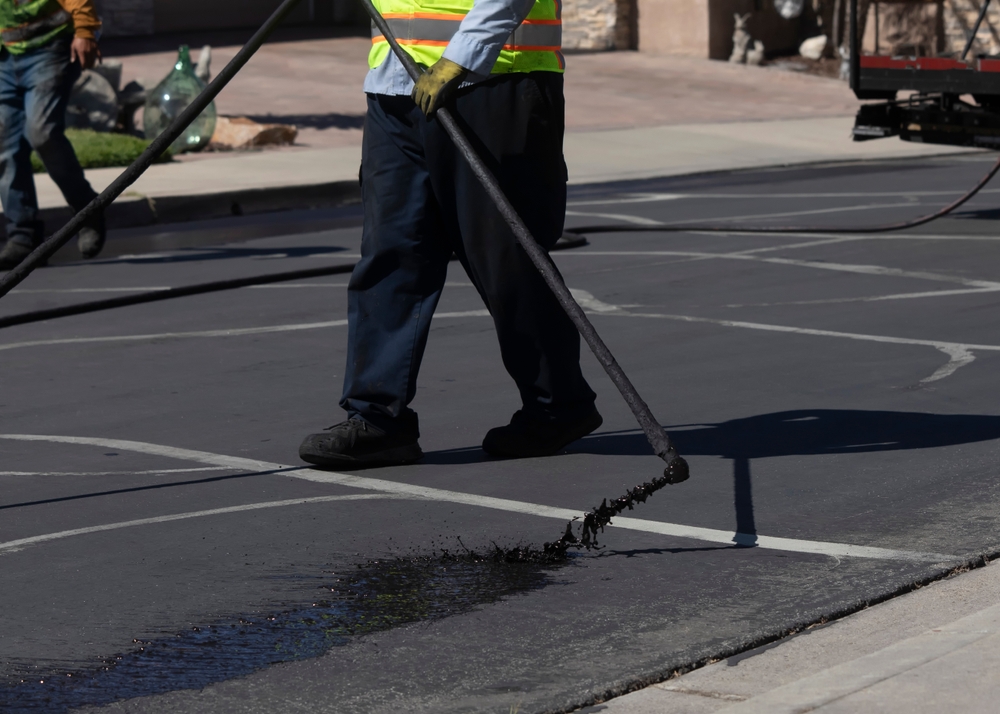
left=441, top=0, right=536, bottom=75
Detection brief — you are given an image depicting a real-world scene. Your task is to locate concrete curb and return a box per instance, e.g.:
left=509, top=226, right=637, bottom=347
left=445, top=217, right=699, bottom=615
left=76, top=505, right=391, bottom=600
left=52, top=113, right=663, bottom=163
left=35, top=179, right=363, bottom=237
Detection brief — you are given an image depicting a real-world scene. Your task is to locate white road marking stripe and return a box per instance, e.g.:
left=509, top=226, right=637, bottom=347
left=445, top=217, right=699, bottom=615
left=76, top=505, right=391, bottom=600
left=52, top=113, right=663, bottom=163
left=10, top=287, right=172, bottom=294
left=248, top=281, right=475, bottom=289
left=565, top=210, right=666, bottom=226
left=725, top=287, right=1000, bottom=308
left=0, top=435, right=953, bottom=562
left=0, top=310, right=490, bottom=353
left=567, top=189, right=1000, bottom=207
left=0, top=320, right=350, bottom=352
left=567, top=202, right=918, bottom=228
left=0, top=467, right=232, bottom=476
left=618, top=310, right=989, bottom=383
left=561, top=251, right=1000, bottom=289
left=0, top=494, right=401, bottom=555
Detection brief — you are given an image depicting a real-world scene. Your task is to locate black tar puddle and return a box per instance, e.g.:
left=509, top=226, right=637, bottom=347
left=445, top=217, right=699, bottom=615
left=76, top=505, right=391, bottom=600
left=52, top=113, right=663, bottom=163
left=1, top=546, right=569, bottom=713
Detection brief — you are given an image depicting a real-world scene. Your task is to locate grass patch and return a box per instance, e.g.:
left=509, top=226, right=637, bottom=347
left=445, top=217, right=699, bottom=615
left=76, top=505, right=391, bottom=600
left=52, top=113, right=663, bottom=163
left=32, top=128, right=171, bottom=173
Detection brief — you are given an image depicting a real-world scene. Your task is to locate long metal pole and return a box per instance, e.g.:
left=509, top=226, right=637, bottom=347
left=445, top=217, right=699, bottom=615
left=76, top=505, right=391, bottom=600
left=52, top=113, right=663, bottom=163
left=363, top=0, right=687, bottom=476
left=0, top=0, right=305, bottom=299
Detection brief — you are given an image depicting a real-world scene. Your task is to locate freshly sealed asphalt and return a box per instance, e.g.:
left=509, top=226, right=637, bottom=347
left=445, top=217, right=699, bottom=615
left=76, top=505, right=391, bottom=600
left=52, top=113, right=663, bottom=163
left=3, top=153, right=1000, bottom=713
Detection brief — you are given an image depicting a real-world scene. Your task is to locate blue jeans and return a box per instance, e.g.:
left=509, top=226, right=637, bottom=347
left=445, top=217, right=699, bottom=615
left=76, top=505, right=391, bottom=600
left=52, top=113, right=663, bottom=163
left=341, top=74, right=596, bottom=435
left=0, top=36, right=97, bottom=247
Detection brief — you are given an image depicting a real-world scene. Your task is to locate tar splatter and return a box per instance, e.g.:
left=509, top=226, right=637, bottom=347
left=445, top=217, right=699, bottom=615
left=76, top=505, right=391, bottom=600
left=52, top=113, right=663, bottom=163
left=546, top=456, right=690, bottom=554
left=0, top=547, right=568, bottom=713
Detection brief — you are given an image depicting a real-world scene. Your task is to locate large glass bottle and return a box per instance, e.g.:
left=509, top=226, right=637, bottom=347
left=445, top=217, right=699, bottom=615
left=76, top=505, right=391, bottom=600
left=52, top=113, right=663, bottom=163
left=143, top=46, right=217, bottom=153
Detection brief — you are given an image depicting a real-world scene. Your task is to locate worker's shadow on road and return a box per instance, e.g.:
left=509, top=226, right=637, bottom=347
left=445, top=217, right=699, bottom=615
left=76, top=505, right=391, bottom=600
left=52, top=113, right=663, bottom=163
left=571, top=409, right=1000, bottom=546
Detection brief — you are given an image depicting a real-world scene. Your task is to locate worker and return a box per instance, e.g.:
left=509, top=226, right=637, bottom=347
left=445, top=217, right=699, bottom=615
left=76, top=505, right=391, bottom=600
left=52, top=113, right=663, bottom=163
left=299, top=0, right=601, bottom=468
left=0, top=0, right=105, bottom=270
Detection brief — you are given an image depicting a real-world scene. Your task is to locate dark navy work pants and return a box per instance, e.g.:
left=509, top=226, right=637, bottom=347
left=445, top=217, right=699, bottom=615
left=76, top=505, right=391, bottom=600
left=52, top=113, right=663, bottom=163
left=341, top=72, right=596, bottom=435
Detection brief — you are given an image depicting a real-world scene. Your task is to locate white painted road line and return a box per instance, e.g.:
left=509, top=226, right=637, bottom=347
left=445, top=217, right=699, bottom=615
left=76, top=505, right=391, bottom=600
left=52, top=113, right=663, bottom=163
left=0, top=467, right=232, bottom=476
left=10, top=287, right=173, bottom=294
left=725, top=286, right=1000, bottom=308
left=0, top=435, right=954, bottom=563
left=618, top=309, right=988, bottom=384
left=1, top=291, right=989, bottom=382
left=0, top=494, right=403, bottom=555
left=567, top=202, right=919, bottom=227
left=560, top=251, right=1000, bottom=290
left=567, top=188, right=1000, bottom=207
left=0, top=310, right=490, bottom=353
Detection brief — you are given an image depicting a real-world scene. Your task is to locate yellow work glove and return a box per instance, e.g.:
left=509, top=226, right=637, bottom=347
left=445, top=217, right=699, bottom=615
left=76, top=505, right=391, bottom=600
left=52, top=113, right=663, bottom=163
left=412, top=58, right=469, bottom=117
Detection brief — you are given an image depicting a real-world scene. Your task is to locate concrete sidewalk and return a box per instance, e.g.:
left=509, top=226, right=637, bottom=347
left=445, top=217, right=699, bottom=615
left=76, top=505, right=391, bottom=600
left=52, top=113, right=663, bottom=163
left=583, top=558, right=1000, bottom=713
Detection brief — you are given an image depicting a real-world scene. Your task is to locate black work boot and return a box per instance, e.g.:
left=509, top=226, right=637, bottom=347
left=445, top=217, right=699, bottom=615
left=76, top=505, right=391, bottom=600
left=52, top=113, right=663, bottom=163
left=482, top=406, right=603, bottom=458
left=299, top=418, right=423, bottom=469
left=77, top=211, right=106, bottom=259
left=0, top=239, right=34, bottom=270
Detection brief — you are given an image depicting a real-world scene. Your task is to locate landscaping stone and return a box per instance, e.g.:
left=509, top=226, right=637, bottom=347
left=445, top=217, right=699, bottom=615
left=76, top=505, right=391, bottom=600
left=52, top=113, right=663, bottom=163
left=67, top=69, right=119, bottom=133
left=209, top=116, right=298, bottom=150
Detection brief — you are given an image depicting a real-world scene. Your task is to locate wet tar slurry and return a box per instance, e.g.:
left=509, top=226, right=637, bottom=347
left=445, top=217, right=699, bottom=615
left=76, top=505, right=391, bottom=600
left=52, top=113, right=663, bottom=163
left=546, top=457, right=690, bottom=554
left=0, top=547, right=569, bottom=713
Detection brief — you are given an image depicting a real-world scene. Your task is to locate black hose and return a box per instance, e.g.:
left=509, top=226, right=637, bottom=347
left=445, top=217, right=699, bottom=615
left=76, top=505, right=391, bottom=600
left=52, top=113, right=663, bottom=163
left=568, top=154, right=1000, bottom=237
left=0, top=263, right=356, bottom=330
left=0, top=0, right=306, bottom=300
left=0, top=236, right=586, bottom=330
left=362, top=0, right=687, bottom=480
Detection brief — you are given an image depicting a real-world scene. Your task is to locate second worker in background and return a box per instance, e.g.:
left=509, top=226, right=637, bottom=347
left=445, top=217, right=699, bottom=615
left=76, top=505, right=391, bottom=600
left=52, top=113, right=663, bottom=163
left=299, top=0, right=601, bottom=468
left=0, top=0, right=106, bottom=270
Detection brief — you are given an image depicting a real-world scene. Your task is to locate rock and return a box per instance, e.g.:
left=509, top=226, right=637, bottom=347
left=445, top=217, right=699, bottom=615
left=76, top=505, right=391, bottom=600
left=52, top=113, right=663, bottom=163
left=92, top=60, right=122, bottom=92
left=800, top=34, right=828, bottom=60
left=746, top=40, right=766, bottom=66
left=209, top=116, right=297, bottom=150
left=66, top=69, right=118, bottom=132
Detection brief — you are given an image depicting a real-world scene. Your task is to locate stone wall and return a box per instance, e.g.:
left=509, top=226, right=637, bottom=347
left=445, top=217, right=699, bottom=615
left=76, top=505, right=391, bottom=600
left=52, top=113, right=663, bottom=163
left=562, top=0, right=623, bottom=50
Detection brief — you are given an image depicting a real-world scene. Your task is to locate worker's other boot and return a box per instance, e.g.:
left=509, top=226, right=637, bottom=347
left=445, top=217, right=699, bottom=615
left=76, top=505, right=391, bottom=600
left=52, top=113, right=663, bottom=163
left=299, top=418, right=423, bottom=469
left=0, top=239, right=34, bottom=270
left=77, top=211, right=106, bottom=259
left=482, top=406, right=603, bottom=458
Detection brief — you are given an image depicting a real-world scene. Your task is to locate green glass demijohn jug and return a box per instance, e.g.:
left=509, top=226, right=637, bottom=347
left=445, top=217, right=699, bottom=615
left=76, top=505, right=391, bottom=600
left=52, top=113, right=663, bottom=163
left=143, top=45, right=216, bottom=153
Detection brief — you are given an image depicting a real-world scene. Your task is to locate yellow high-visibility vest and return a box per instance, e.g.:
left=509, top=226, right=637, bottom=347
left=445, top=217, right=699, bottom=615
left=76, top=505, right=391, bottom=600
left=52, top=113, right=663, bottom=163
left=368, top=0, right=564, bottom=74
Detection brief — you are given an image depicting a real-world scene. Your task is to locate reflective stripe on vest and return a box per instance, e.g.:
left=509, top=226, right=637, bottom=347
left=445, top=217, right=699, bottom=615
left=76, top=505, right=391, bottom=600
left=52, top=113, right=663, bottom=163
left=368, top=0, right=564, bottom=75
left=0, top=0, right=71, bottom=53
left=1, top=7, right=69, bottom=44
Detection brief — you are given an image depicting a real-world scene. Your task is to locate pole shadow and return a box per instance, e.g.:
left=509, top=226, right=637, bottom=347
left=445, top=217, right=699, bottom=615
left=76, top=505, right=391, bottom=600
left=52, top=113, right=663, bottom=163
left=570, top=409, right=1000, bottom=548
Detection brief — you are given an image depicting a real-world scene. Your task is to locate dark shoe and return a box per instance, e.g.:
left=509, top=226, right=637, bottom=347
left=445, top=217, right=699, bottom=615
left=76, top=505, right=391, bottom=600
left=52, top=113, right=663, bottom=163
left=483, top=406, right=603, bottom=458
left=0, top=240, right=34, bottom=270
left=299, top=418, right=423, bottom=469
left=77, top=212, right=106, bottom=259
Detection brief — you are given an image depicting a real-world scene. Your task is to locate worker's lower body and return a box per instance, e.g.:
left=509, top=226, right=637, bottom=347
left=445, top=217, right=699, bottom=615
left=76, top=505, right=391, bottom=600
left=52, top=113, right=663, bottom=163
left=0, top=36, right=105, bottom=270
left=300, top=72, right=600, bottom=469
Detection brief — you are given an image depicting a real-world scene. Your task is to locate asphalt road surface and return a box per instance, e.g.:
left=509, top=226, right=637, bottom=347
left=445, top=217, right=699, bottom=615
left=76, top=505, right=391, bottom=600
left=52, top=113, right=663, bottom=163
left=3, top=154, right=1000, bottom=713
